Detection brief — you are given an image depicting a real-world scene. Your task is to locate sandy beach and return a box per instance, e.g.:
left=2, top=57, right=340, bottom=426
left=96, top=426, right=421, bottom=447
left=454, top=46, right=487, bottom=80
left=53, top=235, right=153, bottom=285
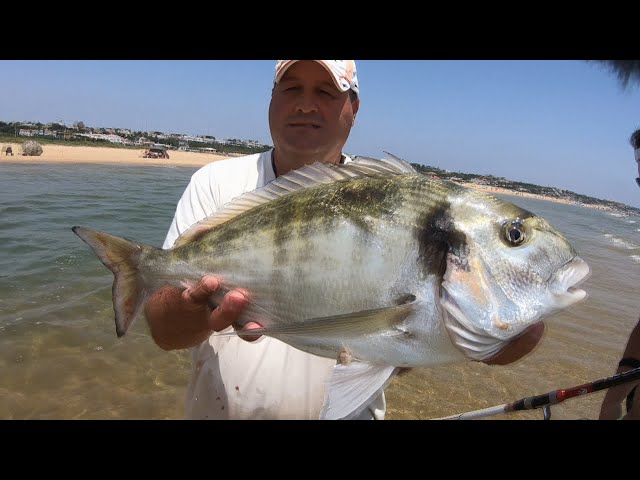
left=0, top=142, right=618, bottom=211
left=0, top=143, right=229, bottom=167
left=458, top=182, right=618, bottom=212
left=460, top=182, right=576, bottom=207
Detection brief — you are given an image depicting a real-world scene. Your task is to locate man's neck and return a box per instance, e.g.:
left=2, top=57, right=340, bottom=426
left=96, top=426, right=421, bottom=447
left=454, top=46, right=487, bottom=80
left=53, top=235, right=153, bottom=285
left=272, top=149, right=344, bottom=177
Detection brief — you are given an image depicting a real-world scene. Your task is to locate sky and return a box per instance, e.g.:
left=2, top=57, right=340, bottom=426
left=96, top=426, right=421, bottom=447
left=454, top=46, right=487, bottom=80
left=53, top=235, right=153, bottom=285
left=1, top=60, right=639, bottom=208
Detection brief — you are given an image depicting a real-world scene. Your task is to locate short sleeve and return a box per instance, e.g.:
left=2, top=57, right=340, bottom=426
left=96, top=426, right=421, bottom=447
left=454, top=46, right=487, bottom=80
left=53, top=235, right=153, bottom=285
left=162, top=166, right=220, bottom=249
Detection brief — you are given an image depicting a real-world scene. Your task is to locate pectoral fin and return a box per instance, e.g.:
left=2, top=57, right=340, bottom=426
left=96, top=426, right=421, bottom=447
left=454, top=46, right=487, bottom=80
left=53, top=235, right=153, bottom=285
left=228, top=295, right=417, bottom=339
left=320, top=362, right=399, bottom=420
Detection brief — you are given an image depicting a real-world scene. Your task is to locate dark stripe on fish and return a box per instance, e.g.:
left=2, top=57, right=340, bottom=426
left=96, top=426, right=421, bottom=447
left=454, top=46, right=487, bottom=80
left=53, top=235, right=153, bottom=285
left=415, top=204, right=469, bottom=279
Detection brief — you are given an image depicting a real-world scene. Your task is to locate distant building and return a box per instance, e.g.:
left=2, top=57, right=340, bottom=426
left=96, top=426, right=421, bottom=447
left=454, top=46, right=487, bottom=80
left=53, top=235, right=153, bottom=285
left=77, top=133, right=131, bottom=144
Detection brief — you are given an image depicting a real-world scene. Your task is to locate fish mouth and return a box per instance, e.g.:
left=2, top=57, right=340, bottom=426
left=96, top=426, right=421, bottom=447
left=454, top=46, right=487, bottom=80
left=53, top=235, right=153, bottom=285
left=440, top=289, right=509, bottom=362
left=548, top=256, right=590, bottom=303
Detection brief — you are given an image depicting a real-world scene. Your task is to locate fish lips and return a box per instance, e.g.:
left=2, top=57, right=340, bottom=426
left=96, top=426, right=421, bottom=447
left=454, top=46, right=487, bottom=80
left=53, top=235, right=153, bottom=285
left=547, top=256, right=590, bottom=305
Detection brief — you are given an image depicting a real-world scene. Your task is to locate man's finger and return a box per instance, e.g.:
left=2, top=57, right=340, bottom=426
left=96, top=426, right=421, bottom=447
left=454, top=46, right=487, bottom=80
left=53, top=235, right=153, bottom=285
left=183, top=276, right=221, bottom=304
left=235, top=321, right=263, bottom=343
left=209, top=290, right=249, bottom=332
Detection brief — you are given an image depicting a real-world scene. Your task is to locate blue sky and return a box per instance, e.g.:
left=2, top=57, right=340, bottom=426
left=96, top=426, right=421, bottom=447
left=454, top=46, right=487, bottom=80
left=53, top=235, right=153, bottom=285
left=1, top=60, right=639, bottom=208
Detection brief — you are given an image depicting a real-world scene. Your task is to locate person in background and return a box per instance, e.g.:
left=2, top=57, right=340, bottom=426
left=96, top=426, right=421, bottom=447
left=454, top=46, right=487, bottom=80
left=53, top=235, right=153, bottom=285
left=143, top=60, right=544, bottom=420
left=598, top=127, right=640, bottom=420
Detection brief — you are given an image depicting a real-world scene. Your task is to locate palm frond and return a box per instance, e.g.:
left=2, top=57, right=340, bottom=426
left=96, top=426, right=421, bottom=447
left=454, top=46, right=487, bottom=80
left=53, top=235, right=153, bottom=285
left=590, top=60, right=640, bottom=89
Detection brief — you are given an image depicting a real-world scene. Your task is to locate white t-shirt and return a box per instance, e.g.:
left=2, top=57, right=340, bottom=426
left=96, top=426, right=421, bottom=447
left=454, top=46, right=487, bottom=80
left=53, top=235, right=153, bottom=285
left=163, top=149, right=387, bottom=419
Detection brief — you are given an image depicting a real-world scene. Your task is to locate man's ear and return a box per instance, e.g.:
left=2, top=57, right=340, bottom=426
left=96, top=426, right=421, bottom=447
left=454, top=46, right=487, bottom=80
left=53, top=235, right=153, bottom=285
left=352, top=99, right=360, bottom=125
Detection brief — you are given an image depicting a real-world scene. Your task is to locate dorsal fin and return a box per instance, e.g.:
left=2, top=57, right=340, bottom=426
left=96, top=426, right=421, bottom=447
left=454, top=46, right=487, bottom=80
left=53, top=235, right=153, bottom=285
left=171, top=155, right=418, bottom=248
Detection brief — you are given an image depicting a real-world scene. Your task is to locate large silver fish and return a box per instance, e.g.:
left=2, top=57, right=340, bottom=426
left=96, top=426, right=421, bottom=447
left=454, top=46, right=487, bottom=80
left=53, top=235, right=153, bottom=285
left=73, top=156, right=590, bottom=419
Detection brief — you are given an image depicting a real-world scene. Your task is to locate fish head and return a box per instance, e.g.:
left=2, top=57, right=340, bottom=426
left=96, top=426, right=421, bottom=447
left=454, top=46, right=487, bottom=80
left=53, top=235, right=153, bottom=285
left=439, top=194, right=590, bottom=362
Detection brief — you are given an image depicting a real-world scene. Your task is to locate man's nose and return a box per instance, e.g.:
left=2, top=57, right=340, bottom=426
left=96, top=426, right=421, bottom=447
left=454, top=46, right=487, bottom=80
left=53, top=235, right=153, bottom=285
left=294, top=92, right=319, bottom=113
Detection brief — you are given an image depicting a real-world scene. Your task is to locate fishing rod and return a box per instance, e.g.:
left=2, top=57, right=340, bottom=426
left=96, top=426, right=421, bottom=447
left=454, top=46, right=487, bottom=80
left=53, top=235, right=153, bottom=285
left=434, top=366, right=640, bottom=420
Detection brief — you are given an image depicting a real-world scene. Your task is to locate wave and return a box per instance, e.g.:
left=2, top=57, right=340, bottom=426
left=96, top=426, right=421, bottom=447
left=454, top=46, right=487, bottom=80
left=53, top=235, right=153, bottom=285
left=603, top=233, right=638, bottom=250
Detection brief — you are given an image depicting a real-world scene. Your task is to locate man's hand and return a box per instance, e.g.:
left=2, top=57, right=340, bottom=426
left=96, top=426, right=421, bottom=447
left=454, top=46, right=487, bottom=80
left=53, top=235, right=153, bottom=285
left=483, top=323, right=545, bottom=366
left=598, top=369, right=639, bottom=420
left=144, top=275, right=261, bottom=350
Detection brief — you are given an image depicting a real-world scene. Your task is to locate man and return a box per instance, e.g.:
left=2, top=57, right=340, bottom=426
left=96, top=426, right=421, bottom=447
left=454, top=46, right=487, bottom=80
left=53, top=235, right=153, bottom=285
left=637, top=128, right=640, bottom=187
left=144, top=60, right=543, bottom=420
left=598, top=127, right=640, bottom=420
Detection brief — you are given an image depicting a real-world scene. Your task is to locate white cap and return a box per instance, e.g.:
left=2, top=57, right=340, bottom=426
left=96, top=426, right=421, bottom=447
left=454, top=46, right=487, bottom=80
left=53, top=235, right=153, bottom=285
left=274, top=60, right=359, bottom=97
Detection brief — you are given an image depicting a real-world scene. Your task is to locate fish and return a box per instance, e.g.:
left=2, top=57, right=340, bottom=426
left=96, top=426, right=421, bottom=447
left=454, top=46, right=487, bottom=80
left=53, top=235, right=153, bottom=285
left=72, top=155, right=590, bottom=419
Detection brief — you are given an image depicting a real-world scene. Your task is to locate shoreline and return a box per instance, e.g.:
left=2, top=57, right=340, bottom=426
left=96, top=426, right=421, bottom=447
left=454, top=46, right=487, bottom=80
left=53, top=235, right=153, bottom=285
left=457, top=182, right=616, bottom=212
left=0, top=143, right=628, bottom=213
left=0, top=143, right=230, bottom=167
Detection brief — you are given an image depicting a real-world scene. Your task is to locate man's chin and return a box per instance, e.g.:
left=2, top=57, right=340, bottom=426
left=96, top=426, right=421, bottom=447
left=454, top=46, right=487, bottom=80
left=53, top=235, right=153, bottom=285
left=280, top=141, right=326, bottom=157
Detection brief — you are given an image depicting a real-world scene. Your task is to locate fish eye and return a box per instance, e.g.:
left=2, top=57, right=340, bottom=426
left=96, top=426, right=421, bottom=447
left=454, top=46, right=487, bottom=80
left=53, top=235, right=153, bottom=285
left=503, top=218, right=527, bottom=246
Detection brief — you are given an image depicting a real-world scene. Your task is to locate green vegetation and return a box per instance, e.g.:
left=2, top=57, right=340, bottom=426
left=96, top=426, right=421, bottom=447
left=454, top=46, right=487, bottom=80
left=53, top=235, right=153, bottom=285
left=0, top=134, right=139, bottom=149
left=409, top=163, right=640, bottom=216
left=0, top=121, right=271, bottom=155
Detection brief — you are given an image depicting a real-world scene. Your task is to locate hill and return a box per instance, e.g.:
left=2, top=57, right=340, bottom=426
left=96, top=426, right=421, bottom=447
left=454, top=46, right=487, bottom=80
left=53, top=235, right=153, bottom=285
left=407, top=162, right=640, bottom=216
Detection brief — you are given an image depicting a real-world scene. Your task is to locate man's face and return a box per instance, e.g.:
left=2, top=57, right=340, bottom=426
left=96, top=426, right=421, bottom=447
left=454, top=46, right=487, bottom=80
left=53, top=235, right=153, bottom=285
left=269, top=61, right=359, bottom=158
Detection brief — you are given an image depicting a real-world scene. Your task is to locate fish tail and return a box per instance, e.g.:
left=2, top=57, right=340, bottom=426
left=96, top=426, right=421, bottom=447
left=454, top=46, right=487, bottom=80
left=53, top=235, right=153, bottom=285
left=72, top=225, right=155, bottom=337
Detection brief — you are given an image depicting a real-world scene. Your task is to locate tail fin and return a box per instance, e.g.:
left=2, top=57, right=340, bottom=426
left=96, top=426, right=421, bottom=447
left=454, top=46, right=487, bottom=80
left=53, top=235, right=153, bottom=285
left=72, top=226, right=155, bottom=337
